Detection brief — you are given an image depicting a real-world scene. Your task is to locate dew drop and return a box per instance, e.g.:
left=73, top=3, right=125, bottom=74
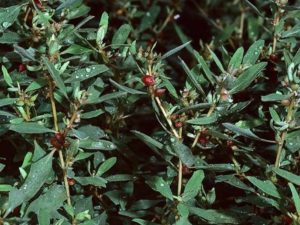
left=75, top=75, right=79, bottom=79
left=160, top=183, right=164, bottom=187
left=2, top=22, right=10, bottom=28
left=86, top=67, right=91, bottom=73
left=254, top=51, right=258, bottom=55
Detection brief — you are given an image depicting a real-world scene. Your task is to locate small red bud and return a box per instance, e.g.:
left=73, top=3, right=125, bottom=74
left=34, top=0, right=44, bottom=9
left=226, top=140, right=234, bottom=147
left=182, top=165, right=191, bottom=175
left=281, top=215, right=293, bottom=225
left=50, top=137, right=61, bottom=149
left=198, top=137, right=207, bottom=145
left=18, top=64, right=26, bottom=72
left=170, top=114, right=178, bottom=121
left=67, top=178, right=76, bottom=186
left=175, top=121, right=183, bottom=128
left=154, top=88, right=166, bottom=97
left=269, top=53, right=279, bottom=62
left=142, top=75, right=155, bottom=86
left=55, top=132, right=65, bottom=144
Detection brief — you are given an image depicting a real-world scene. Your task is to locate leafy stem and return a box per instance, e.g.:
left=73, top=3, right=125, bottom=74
left=47, top=76, right=72, bottom=207
left=275, top=96, right=296, bottom=168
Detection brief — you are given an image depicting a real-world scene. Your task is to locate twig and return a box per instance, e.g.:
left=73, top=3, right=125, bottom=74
left=191, top=103, right=216, bottom=148
left=275, top=96, right=295, bottom=167
left=47, top=77, right=72, bottom=206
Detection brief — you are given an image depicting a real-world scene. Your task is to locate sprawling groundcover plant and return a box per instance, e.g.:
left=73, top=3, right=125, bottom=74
left=1, top=0, right=300, bottom=224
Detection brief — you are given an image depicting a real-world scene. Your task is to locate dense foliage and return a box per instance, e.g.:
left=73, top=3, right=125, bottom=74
left=1, top=0, right=300, bottom=224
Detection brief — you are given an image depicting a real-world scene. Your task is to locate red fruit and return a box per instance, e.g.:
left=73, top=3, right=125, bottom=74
left=154, top=88, right=166, bottom=97
left=175, top=121, right=183, bottom=128
left=142, top=75, right=155, bottom=86
left=18, top=64, right=26, bottom=72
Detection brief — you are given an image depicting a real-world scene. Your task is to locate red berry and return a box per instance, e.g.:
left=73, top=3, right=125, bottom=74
left=154, top=88, right=166, bottom=97
left=18, top=64, right=26, bottom=72
left=142, top=75, right=155, bottom=86
left=175, top=121, right=183, bottom=128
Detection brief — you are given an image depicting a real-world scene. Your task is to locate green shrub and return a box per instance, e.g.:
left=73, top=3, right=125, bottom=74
left=1, top=0, right=300, bottom=224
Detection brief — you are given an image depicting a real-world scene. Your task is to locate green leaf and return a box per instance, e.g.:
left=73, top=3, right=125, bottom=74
left=66, top=64, right=109, bottom=83
left=146, top=176, right=173, bottom=200
left=25, top=77, right=47, bottom=92
left=242, top=0, right=264, bottom=17
left=179, top=58, right=205, bottom=95
left=97, top=11, right=109, bottom=44
left=289, top=183, right=300, bottom=214
left=216, top=175, right=255, bottom=192
left=0, top=31, right=21, bottom=44
left=9, top=122, right=54, bottom=134
left=88, top=91, right=127, bottom=104
left=261, top=93, right=291, bottom=102
left=173, top=23, right=194, bottom=54
left=229, top=62, right=267, bottom=94
left=133, top=219, right=159, bottom=225
left=187, top=114, right=217, bottom=125
left=169, top=138, right=195, bottom=167
left=79, top=139, right=117, bottom=151
left=228, top=47, right=244, bottom=71
left=131, top=130, right=163, bottom=149
left=111, top=24, right=131, bottom=49
left=242, top=40, right=264, bottom=65
left=223, top=123, right=273, bottom=143
left=0, top=98, right=16, bottom=107
left=208, top=47, right=225, bottom=73
left=43, top=58, right=68, bottom=99
left=25, top=184, right=67, bottom=219
left=5, top=151, right=54, bottom=216
left=62, top=44, right=92, bottom=55
left=2, top=65, right=13, bottom=87
left=161, top=41, right=191, bottom=60
left=182, top=170, right=205, bottom=201
left=247, top=176, right=281, bottom=199
left=272, top=167, right=300, bottom=186
left=75, top=176, right=107, bottom=187
left=189, top=207, right=240, bottom=224
left=286, top=130, right=300, bottom=153
left=0, top=5, right=21, bottom=32
left=282, top=24, right=300, bottom=38
left=194, top=51, right=216, bottom=84
left=96, top=157, right=117, bottom=176
left=0, top=184, right=12, bottom=192
left=109, top=79, right=146, bottom=95
left=81, top=109, right=105, bottom=119
left=138, top=5, right=160, bottom=32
